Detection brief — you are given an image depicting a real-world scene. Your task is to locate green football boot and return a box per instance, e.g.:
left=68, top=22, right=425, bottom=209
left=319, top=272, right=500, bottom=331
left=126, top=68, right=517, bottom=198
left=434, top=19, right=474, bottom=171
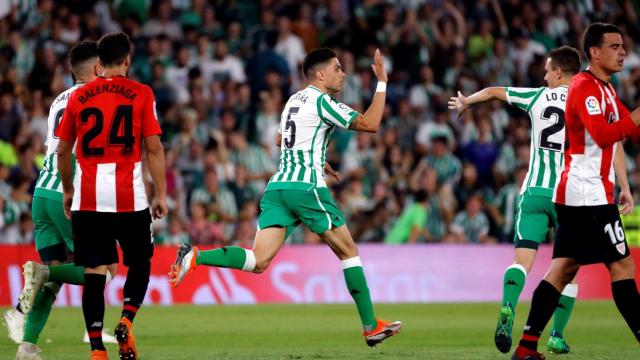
left=495, top=303, right=514, bottom=353
left=547, top=330, right=570, bottom=354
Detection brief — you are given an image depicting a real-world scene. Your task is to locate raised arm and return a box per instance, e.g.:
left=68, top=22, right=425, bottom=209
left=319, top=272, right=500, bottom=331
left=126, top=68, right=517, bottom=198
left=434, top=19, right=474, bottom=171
left=348, top=49, right=387, bottom=133
left=448, top=87, right=507, bottom=116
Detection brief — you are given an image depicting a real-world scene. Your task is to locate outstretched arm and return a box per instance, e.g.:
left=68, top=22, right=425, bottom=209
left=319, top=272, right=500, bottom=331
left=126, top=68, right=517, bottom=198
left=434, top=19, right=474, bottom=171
left=448, top=87, right=507, bottom=116
left=349, top=49, right=387, bottom=133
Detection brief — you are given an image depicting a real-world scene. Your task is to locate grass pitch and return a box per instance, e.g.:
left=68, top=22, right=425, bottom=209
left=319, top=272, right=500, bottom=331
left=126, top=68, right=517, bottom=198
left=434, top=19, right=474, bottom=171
left=0, top=301, right=636, bottom=359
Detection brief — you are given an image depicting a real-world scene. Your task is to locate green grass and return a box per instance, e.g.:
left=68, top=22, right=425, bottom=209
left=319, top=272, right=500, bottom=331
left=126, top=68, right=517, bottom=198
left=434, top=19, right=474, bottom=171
left=0, top=301, right=636, bottom=359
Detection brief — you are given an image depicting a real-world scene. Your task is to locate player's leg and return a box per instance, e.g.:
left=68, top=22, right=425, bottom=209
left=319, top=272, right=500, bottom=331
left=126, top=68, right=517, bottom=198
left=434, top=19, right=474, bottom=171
left=543, top=196, right=577, bottom=353
left=169, top=190, right=296, bottom=286
left=298, top=188, right=401, bottom=346
left=73, top=211, right=117, bottom=359
left=603, top=206, right=640, bottom=344
left=512, top=257, right=579, bottom=360
left=512, top=204, right=583, bottom=360
left=113, top=209, right=157, bottom=360
left=495, top=194, right=546, bottom=353
left=607, top=256, right=640, bottom=342
left=547, top=279, right=578, bottom=354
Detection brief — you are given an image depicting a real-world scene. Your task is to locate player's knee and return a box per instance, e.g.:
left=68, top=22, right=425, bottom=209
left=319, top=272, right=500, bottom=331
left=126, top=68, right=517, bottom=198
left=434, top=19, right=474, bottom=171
left=253, top=259, right=271, bottom=274
left=610, top=257, right=636, bottom=279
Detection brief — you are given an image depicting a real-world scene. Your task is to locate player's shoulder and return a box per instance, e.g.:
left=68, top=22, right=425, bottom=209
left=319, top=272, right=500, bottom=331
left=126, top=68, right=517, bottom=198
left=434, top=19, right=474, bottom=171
left=119, top=77, right=153, bottom=94
left=289, top=86, right=323, bottom=106
left=569, top=72, right=597, bottom=88
left=52, top=83, right=83, bottom=106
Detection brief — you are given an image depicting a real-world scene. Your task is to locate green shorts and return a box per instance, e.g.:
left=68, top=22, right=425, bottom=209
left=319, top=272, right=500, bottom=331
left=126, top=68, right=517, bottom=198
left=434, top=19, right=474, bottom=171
left=32, top=196, right=73, bottom=253
left=514, top=193, right=557, bottom=249
left=258, top=188, right=346, bottom=235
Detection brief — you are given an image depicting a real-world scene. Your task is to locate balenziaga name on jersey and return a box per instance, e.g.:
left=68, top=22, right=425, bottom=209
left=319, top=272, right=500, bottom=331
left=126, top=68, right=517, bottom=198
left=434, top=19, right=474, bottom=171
left=78, top=83, right=137, bottom=104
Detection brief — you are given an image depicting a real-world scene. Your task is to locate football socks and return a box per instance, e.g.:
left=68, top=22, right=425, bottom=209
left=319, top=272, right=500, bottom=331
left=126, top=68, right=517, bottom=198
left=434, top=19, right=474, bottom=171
left=519, top=280, right=561, bottom=351
left=83, top=274, right=106, bottom=351
left=22, top=282, right=61, bottom=344
left=342, top=257, right=376, bottom=330
left=611, top=279, right=640, bottom=342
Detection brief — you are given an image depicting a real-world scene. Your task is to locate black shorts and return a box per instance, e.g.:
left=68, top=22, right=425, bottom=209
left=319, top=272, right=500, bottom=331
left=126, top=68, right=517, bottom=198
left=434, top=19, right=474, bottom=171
left=71, top=209, right=154, bottom=268
left=554, top=204, right=631, bottom=265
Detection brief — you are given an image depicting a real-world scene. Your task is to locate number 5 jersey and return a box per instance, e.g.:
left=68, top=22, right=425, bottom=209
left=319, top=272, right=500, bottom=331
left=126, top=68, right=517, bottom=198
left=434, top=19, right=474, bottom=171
left=55, top=76, right=162, bottom=212
left=267, top=85, right=358, bottom=192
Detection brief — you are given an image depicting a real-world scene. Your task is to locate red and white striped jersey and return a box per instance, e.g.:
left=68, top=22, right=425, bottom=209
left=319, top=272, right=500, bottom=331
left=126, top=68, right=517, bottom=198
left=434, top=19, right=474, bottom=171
left=554, top=71, right=636, bottom=206
left=55, top=76, right=162, bottom=212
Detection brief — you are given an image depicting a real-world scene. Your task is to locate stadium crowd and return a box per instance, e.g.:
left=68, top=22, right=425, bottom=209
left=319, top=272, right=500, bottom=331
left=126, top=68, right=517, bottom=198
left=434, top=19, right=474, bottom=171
left=1, top=0, right=640, bottom=246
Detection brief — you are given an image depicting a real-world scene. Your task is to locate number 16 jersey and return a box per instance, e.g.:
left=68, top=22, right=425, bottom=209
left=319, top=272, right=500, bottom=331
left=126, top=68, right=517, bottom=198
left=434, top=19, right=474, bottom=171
left=266, top=85, right=358, bottom=192
left=506, top=86, right=568, bottom=198
left=55, top=76, right=162, bottom=213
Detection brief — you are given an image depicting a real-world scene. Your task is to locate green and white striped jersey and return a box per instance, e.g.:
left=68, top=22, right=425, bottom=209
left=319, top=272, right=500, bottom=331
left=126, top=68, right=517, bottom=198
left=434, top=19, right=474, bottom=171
left=266, top=85, right=358, bottom=191
left=33, top=84, right=82, bottom=201
left=506, top=86, right=568, bottom=197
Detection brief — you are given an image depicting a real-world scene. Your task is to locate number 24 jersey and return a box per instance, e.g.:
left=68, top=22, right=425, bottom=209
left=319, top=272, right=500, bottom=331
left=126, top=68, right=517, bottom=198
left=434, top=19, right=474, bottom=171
left=55, top=76, right=162, bottom=213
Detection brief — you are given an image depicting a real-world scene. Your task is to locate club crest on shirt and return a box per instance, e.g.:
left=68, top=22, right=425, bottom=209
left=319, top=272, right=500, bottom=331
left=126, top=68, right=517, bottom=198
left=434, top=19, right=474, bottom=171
left=585, top=96, right=601, bottom=115
left=616, top=242, right=626, bottom=255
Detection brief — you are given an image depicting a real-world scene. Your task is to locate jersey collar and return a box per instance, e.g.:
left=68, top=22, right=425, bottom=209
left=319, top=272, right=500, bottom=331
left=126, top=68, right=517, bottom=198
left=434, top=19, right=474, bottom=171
left=583, top=70, right=610, bottom=86
left=307, top=85, right=323, bottom=93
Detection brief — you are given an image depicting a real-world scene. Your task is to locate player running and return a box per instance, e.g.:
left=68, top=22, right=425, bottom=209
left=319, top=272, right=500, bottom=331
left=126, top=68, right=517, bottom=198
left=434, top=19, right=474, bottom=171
left=170, top=47, right=402, bottom=347
left=56, top=32, right=168, bottom=360
left=449, top=45, right=633, bottom=354
left=6, top=40, right=117, bottom=360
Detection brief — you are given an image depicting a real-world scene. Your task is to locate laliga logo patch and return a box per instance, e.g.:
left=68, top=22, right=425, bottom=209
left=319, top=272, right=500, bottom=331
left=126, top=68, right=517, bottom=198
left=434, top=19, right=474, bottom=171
left=616, top=242, right=626, bottom=255
left=585, top=96, right=601, bottom=115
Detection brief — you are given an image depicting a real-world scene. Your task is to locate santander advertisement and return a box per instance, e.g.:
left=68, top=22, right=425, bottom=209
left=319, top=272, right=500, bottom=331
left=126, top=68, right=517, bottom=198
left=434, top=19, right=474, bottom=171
left=0, top=245, right=637, bottom=306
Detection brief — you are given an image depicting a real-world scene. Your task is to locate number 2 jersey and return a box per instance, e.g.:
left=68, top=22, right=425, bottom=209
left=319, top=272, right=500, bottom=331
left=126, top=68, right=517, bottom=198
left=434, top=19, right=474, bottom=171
left=554, top=70, right=638, bottom=206
left=55, top=76, right=162, bottom=212
left=506, top=85, right=568, bottom=198
left=33, top=83, right=83, bottom=202
left=266, top=85, right=359, bottom=191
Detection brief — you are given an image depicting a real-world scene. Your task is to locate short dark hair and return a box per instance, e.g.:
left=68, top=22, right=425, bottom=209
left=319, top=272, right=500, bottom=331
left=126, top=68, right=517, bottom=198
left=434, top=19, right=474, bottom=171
left=68, top=40, right=98, bottom=68
left=414, top=190, right=428, bottom=203
left=582, top=22, right=622, bottom=60
left=302, top=48, right=337, bottom=79
left=97, top=32, right=132, bottom=67
left=548, top=46, right=581, bottom=75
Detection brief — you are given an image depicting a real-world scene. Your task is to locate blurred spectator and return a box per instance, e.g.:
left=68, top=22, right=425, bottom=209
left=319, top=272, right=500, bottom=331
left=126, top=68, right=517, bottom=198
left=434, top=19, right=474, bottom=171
left=448, top=192, right=495, bottom=244
left=201, top=38, right=247, bottom=85
left=384, top=190, right=428, bottom=244
left=142, top=0, right=182, bottom=41
left=421, top=135, right=461, bottom=186
left=156, top=216, right=190, bottom=246
left=190, top=168, right=238, bottom=224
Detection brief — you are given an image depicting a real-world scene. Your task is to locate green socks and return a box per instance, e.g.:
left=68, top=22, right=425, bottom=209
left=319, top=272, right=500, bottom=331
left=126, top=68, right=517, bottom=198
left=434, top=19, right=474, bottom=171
left=342, top=257, right=376, bottom=330
left=502, top=264, right=527, bottom=309
left=196, top=246, right=256, bottom=271
left=48, top=263, right=85, bottom=285
left=22, top=282, right=60, bottom=344
left=552, top=284, right=578, bottom=336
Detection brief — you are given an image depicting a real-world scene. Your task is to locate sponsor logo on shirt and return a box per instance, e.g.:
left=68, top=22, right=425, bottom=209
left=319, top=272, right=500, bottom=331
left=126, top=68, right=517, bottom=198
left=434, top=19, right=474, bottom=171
left=585, top=96, right=602, bottom=115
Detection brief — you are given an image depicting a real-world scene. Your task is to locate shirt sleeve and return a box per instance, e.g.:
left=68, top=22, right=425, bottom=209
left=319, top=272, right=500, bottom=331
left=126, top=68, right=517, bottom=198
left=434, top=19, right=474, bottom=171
left=318, top=95, right=359, bottom=129
left=574, top=80, right=635, bottom=148
left=54, top=94, right=77, bottom=142
left=505, top=87, right=542, bottom=111
left=617, top=97, right=640, bottom=143
left=141, top=86, right=162, bottom=138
